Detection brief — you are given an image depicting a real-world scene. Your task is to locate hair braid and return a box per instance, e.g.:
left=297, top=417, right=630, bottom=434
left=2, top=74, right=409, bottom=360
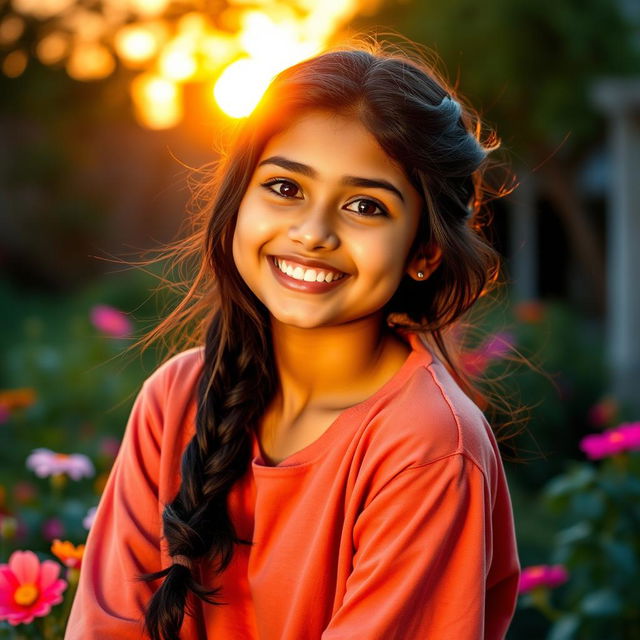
left=137, top=307, right=276, bottom=640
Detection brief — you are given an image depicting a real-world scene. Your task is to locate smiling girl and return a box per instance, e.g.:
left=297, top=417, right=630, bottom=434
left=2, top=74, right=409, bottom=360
left=65, top=38, right=521, bottom=640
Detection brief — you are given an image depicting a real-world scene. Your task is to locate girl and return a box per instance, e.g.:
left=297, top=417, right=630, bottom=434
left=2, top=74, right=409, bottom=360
left=65, top=37, right=521, bottom=640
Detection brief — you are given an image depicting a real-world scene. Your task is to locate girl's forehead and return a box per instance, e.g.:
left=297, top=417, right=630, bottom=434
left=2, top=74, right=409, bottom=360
left=258, top=110, right=409, bottom=183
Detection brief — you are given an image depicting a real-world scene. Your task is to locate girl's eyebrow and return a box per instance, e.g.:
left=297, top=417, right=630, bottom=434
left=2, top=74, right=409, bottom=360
left=257, top=155, right=406, bottom=204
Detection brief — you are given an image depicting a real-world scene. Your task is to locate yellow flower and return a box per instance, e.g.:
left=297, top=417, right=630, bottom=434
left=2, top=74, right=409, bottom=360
left=50, top=539, right=85, bottom=569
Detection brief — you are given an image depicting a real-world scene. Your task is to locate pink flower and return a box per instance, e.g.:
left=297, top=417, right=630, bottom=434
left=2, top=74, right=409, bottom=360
left=0, top=404, right=9, bottom=424
left=0, top=550, right=67, bottom=625
left=26, top=448, right=94, bottom=480
left=90, top=304, right=133, bottom=338
left=579, top=421, right=640, bottom=460
left=83, top=506, right=97, bottom=530
left=519, top=564, right=568, bottom=594
left=461, top=331, right=515, bottom=376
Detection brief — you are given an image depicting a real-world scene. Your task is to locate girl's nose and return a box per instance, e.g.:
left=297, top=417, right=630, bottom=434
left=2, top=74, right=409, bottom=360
left=287, top=210, right=339, bottom=251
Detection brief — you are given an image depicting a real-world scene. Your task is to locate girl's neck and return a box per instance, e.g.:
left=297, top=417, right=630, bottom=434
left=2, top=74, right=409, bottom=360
left=269, top=312, right=410, bottom=416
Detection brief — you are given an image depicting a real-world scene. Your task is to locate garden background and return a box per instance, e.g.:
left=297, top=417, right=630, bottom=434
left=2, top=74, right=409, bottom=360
left=1, top=0, right=639, bottom=638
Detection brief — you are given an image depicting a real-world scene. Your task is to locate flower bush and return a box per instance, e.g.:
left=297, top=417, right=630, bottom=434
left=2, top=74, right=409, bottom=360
left=517, top=420, right=640, bottom=640
left=0, top=286, right=156, bottom=637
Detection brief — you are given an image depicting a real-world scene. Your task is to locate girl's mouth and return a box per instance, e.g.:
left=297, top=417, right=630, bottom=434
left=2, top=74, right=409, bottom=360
left=268, top=256, right=349, bottom=293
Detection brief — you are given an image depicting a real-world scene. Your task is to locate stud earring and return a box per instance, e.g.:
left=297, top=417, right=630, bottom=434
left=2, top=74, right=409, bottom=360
left=417, top=271, right=424, bottom=279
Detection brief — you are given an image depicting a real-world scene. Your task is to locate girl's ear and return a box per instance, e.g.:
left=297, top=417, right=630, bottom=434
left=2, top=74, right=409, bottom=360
left=406, top=244, right=443, bottom=282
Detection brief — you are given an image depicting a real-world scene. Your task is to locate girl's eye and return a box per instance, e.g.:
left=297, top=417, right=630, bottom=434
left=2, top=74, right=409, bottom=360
left=344, top=199, right=389, bottom=218
left=261, top=179, right=302, bottom=199
left=260, top=178, right=389, bottom=218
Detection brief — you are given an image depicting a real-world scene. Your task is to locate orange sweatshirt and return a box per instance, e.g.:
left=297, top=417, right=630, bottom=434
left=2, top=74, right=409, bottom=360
left=65, top=330, right=521, bottom=639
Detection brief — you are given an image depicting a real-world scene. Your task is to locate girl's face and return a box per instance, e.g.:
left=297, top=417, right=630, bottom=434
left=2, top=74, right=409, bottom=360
left=232, top=110, right=428, bottom=329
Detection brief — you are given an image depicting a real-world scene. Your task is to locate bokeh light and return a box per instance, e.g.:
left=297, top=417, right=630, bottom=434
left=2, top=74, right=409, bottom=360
left=0, top=0, right=379, bottom=125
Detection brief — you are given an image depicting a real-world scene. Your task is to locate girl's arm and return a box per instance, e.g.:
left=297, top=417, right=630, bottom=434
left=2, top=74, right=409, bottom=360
left=64, top=380, right=164, bottom=639
left=321, top=453, right=520, bottom=640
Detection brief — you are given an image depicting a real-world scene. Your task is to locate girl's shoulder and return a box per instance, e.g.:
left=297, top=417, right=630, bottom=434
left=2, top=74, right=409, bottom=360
left=143, top=346, right=205, bottom=392
left=363, top=350, right=501, bottom=481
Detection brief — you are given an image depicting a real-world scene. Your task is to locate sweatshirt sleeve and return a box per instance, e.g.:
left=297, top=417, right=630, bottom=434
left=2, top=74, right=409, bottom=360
left=64, top=379, right=164, bottom=639
left=321, top=453, right=519, bottom=640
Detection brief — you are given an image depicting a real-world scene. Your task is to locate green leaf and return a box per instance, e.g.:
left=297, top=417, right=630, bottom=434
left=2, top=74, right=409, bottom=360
left=569, top=491, right=605, bottom=520
left=600, top=539, right=636, bottom=577
left=554, top=521, right=592, bottom=546
left=580, top=588, right=623, bottom=617
left=543, top=465, right=596, bottom=499
left=547, top=614, right=580, bottom=640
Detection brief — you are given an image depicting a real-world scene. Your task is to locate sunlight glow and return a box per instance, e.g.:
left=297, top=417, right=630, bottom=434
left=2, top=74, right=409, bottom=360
left=36, top=32, right=69, bottom=65
left=2, top=49, right=28, bottom=77
left=3, top=0, right=385, bottom=127
left=0, top=16, right=25, bottom=46
left=158, top=45, right=197, bottom=81
left=114, top=24, right=163, bottom=67
left=66, top=42, right=115, bottom=81
left=11, top=0, right=75, bottom=20
left=128, top=0, right=170, bottom=17
left=131, top=73, right=182, bottom=129
left=213, top=57, right=277, bottom=119
left=212, top=11, right=319, bottom=119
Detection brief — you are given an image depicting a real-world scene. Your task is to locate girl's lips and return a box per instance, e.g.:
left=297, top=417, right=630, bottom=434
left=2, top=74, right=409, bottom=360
left=268, top=256, right=350, bottom=293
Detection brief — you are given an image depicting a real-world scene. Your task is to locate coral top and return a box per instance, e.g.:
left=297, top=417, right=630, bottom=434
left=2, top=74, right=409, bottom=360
left=65, top=330, right=521, bottom=639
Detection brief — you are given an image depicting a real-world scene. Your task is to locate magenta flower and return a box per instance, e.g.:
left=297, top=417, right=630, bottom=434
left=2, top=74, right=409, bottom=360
left=0, top=550, right=67, bottom=625
left=481, top=331, right=515, bottom=360
left=617, top=422, right=640, bottom=449
left=579, top=421, right=640, bottom=459
left=83, top=506, right=97, bottom=530
left=519, top=564, right=568, bottom=594
left=26, top=448, right=95, bottom=480
left=0, top=404, right=9, bottom=424
left=90, top=304, right=133, bottom=338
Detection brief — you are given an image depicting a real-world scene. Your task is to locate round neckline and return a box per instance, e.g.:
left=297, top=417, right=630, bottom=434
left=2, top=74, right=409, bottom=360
left=251, top=329, right=433, bottom=471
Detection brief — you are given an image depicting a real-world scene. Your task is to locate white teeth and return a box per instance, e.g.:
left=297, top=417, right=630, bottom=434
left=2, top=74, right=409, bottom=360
left=274, top=258, right=344, bottom=283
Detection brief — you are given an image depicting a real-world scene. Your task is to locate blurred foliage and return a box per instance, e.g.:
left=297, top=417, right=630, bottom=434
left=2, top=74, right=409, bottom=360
left=0, top=265, right=170, bottom=552
left=372, top=0, right=640, bottom=158
left=470, top=294, right=608, bottom=487
left=516, top=451, right=640, bottom=639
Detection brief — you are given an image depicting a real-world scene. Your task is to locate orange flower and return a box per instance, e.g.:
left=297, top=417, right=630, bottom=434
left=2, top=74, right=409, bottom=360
left=0, top=388, right=36, bottom=410
left=50, top=539, right=85, bottom=569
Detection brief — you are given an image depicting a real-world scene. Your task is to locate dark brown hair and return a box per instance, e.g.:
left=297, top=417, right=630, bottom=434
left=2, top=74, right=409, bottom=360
left=134, top=36, right=515, bottom=640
